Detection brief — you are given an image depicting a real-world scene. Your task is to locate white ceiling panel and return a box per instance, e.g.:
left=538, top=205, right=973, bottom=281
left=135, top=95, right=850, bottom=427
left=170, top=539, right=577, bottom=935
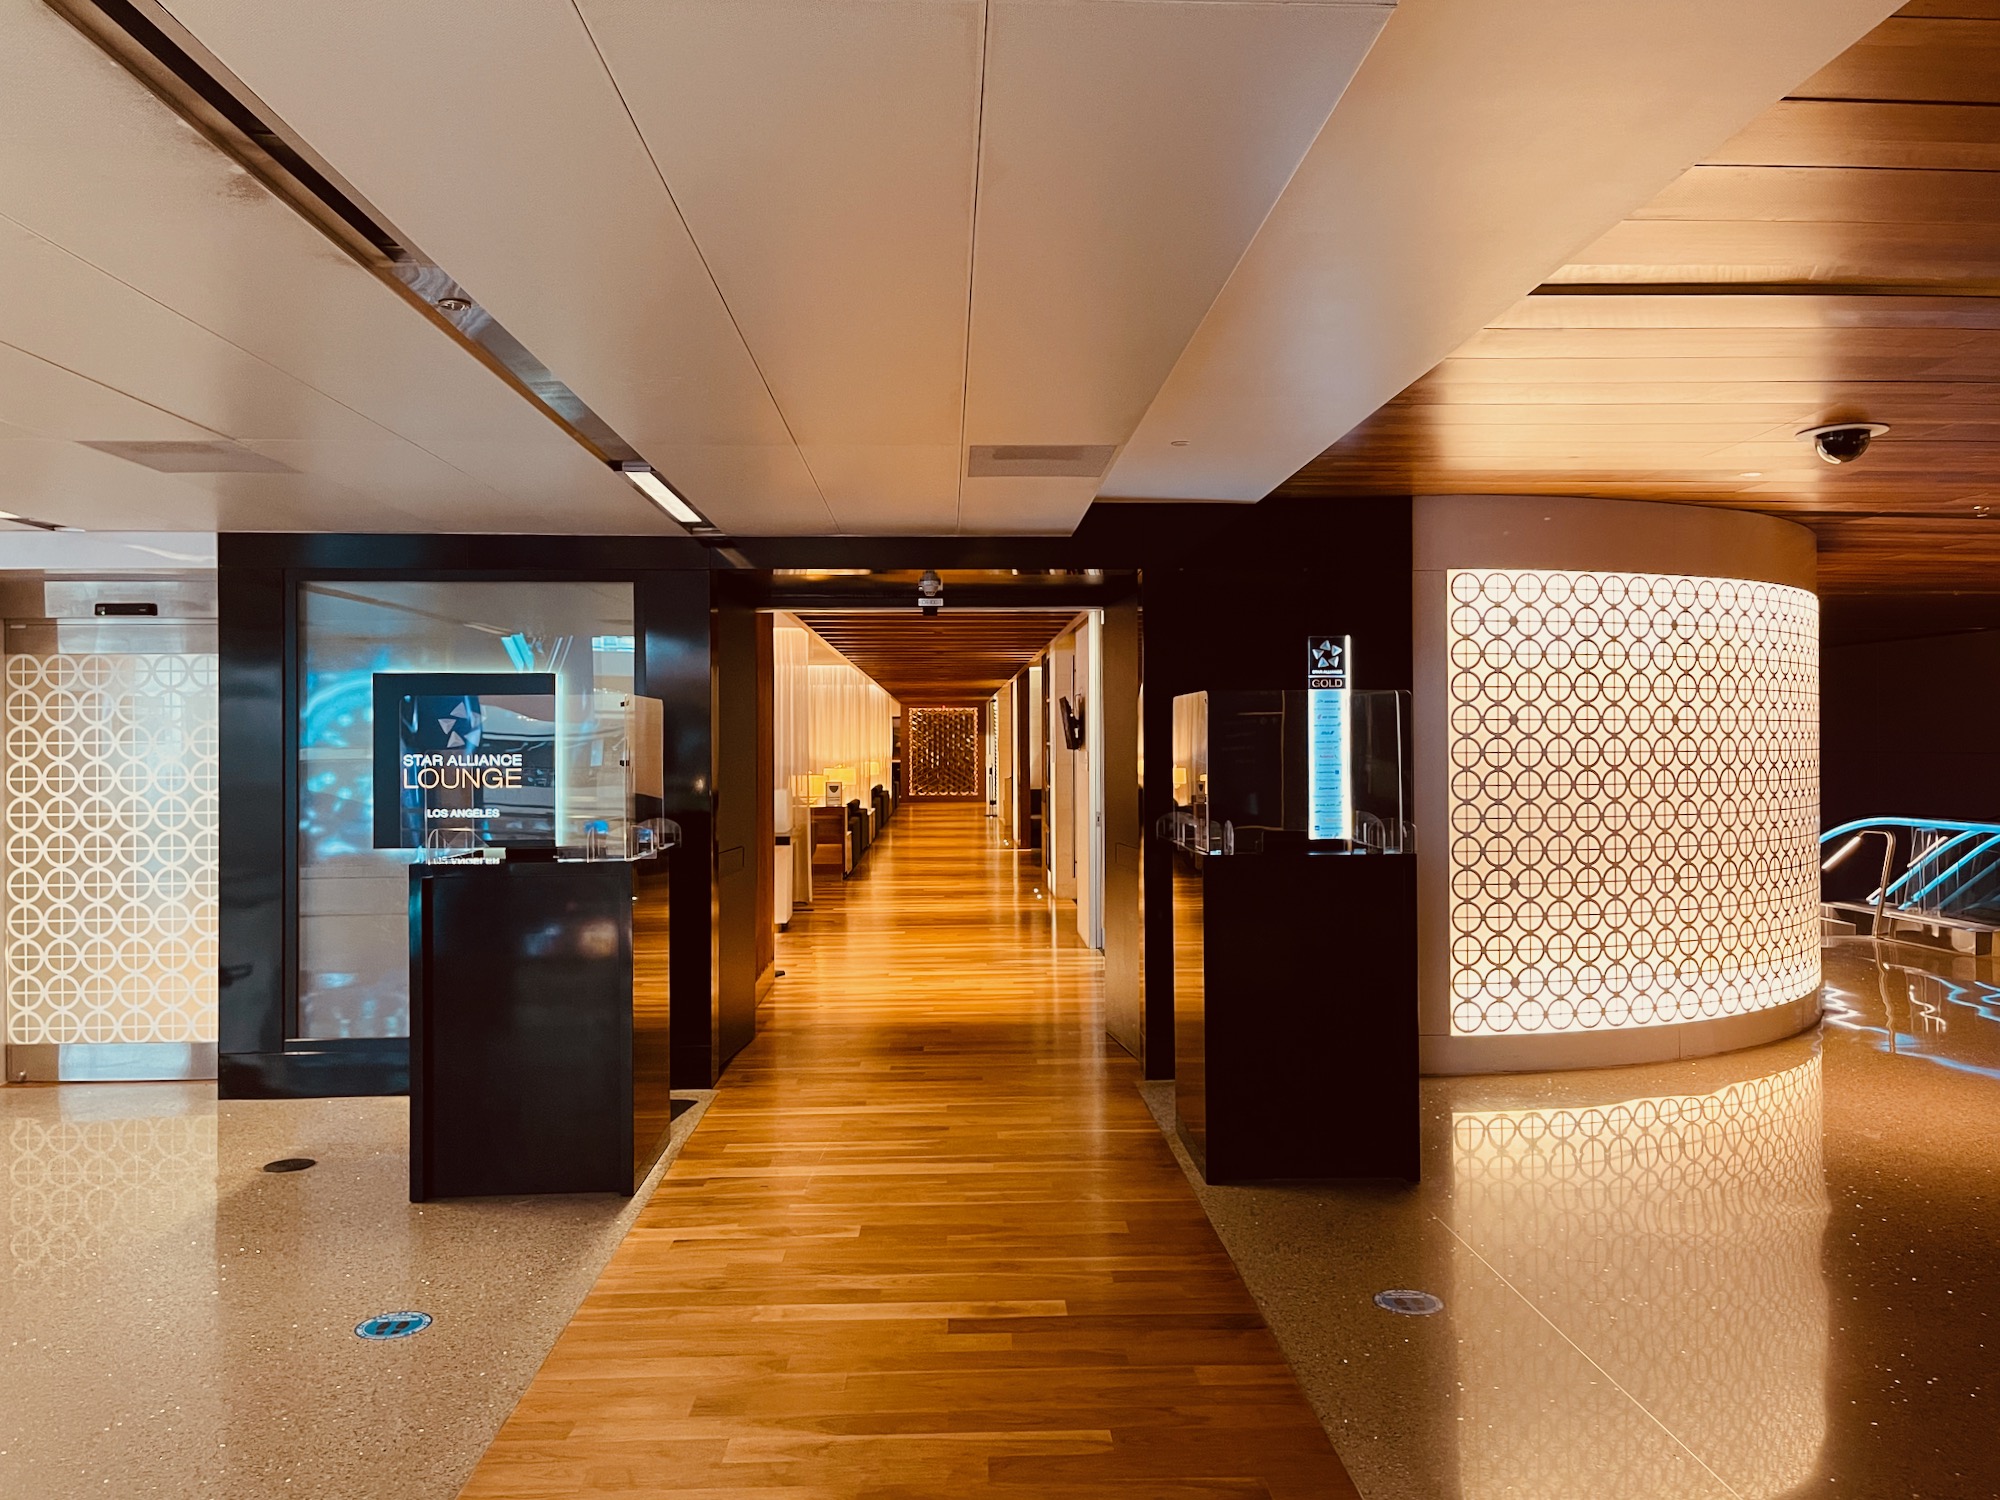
left=0, top=0, right=663, bottom=534
left=962, top=0, right=1393, bottom=529
left=800, top=445, right=964, bottom=535
left=583, top=0, right=981, bottom=531
left=957, top=475, right=1103, bottom=535
left=1107, top=0, right=1908, bottom=501
left=0, top=436, right=406, bottom=531
left=0, top=341, right=215, bottom=443
left=159, top=0, right=830, bottom=533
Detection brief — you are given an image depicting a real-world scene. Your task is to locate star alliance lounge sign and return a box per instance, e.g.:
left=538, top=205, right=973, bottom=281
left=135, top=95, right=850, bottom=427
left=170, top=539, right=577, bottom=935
left=372, top=672, right=560, bottom=850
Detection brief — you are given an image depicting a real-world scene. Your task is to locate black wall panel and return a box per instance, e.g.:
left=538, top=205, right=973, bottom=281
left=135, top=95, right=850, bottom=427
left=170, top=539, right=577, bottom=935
left=219, top=534, right=717, bottom=1099
left=1137, top=497, right=1416, bottom=1079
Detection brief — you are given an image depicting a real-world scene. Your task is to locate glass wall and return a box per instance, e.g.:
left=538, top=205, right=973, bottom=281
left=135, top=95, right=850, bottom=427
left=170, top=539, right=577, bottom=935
left=295, top=581, right=635, bottom=1039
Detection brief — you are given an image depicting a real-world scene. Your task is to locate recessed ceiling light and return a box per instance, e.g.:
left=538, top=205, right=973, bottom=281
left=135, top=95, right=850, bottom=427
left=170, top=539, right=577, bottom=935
left=1738, top=472, right=1762, bottom=479
left=437, top=296, right=472, bottom=313
left=1170, top=439, right=1189, bottom=447
left=615, top=461, right=705, bottom=527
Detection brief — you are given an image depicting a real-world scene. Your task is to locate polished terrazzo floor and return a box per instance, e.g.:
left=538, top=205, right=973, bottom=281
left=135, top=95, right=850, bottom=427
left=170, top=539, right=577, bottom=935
left=8, top=890, right=1998, bottom=1498
left=1147, top=935, right=2000, bottom=1500
left=0, top=1080, right=709, bottom=1499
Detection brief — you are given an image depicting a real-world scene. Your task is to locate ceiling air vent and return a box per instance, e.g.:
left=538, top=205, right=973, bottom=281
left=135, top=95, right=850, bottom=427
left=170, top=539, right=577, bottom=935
left=966, top=444, right=1115, bottom=479
left=80, top=440, right=294, bottom=473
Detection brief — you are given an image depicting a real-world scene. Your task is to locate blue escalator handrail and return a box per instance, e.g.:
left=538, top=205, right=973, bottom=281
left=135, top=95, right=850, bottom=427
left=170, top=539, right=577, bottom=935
left=1820, top=818, right=2000, bottom=921
left=1887, top=830, right=1987, bottom=900
left=1904, top=833, right=2000, bottom=907
left=1820, top=817, right=2000, bottom=841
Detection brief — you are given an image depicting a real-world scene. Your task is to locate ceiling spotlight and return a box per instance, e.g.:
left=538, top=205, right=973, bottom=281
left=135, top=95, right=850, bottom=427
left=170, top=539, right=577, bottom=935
left=1169, top=439, right=1189, bottom=447
left=1738, top=472, right=1763, bottom=480
left=436, top=295, right=472, bottom=313
left=615, top=461, right=706, bottom=527
left=1797, top=422, right=1888, bottom=465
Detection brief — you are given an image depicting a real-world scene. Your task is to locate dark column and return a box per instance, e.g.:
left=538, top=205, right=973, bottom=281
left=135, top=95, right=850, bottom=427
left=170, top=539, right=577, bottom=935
left=709, top=588, right=761, bottom=1075
left=637, top=570, right=722, bottom=1090
left=753, top=613, right=777, bottom=998
left=1101, top=598, right=1143, bottom=1063
left=216, top=557, right=287, bottom=1065
left=1137, top=497, right=1415, bottom=1079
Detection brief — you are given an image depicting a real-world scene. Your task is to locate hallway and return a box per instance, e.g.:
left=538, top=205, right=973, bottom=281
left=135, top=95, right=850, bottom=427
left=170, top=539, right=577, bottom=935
left=459, top=802, right=1359, bottom=1498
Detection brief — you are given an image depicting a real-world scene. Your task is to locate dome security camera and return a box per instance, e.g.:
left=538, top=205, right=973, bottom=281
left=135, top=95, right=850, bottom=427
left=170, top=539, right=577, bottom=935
left=1797, top=422, right=1889, bottom=465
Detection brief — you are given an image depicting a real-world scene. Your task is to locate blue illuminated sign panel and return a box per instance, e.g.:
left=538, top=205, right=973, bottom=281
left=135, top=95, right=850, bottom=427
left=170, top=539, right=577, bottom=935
left=1307, top=636, right=1351, bottom=842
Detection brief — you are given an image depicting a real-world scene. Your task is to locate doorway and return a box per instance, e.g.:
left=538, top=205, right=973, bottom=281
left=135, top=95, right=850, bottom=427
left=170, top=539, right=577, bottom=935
left=732, top=570, right=1144, bottom=1063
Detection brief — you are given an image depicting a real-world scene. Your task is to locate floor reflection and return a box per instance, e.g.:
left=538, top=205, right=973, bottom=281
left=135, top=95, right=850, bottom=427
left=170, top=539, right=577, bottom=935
left=0, top=1081, right=701, bottom=1499
left=1447, top=1056, right=1829, bottom=1500
left=1823, top=942, right=2000, bottom=1079
left=5, top=1088, right=214, bottom=1292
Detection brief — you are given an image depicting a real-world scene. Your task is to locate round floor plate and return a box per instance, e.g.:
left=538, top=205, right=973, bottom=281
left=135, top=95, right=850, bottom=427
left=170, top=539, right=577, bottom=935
left=355, top=1311, right=432, bottom=1341
left=1374, top=1289, right=1443, bottom=1316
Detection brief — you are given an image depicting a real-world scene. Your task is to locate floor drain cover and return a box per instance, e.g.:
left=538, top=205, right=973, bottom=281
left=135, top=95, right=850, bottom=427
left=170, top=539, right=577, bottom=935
left=1374, top=1289, right=1443, bottom=1316
left=355, top=1311, right=432, bottom=1341
left=263, top=1157, right=316, bottom=1173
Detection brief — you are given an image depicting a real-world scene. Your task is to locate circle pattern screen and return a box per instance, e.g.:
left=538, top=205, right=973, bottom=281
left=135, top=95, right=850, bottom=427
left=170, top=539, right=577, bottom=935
left=1445, top=570, right=1819, bottom=1036
left=3, top=652, right=218, bottom=1046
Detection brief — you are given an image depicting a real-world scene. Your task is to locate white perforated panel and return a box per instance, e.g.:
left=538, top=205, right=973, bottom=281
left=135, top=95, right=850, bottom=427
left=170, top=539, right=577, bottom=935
left=3, top=653, right=218, bottom=1045
left=1445, top=570, right=1819, bottom=1036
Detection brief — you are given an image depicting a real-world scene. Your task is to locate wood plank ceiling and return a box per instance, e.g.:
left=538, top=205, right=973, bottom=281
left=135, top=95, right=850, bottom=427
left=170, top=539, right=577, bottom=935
left=796, top=611, right=1076, bottom=706
left=1275, top=0, right=2000, bottom=594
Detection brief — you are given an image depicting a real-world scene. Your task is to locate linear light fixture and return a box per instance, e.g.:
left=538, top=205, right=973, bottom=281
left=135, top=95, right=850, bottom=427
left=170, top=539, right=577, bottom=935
left=0, top=509, right=74, bottom=531
left=49, top=0, right=752, bottom=541
left=615, top=462, right=707, bottom=528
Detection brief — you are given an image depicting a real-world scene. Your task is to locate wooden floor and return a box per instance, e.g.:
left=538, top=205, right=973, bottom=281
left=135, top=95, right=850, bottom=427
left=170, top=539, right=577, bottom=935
left=459, top=803, right=1360, bottom=1499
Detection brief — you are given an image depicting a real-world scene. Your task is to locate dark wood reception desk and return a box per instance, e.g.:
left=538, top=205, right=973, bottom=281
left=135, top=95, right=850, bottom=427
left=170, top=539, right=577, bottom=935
left=408, top=859, right=673, bottom=1201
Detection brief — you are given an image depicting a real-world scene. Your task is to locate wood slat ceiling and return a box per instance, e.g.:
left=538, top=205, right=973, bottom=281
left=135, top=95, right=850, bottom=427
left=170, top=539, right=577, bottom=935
left=795, top=611, right=1076, bottom=706
left=1275, top=0, right=2000, bottom=594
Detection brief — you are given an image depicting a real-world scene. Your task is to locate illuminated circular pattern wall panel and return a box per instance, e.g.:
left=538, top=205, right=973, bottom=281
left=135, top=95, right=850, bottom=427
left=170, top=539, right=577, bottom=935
left=1445, top=570, right=1820, bottom=1038
left=2, top=653, right=218, bottom=1046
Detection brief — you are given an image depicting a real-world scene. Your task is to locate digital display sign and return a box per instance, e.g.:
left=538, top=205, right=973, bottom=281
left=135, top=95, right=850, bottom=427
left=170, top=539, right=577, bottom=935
left=371, top=673, right=559, bottom=850
left=1306, top=635, right=1351, bottom=842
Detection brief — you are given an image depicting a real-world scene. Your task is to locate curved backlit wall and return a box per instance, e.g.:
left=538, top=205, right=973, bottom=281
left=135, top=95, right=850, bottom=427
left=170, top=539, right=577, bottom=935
left=1417, top=497, right=1821, bottom=1072
left=1446, top=569, right=1820, bottom=1036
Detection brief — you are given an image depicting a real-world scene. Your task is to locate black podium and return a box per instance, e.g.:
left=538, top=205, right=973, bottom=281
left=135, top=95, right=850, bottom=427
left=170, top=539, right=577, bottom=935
left=1172, top=845, right=1418, bottom=1183
left=408, top=860, right=670, bottom=1201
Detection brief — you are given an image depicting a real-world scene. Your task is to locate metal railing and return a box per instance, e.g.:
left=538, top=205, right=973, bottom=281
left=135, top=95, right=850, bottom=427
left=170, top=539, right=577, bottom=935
left=1821, top=817, right=2000, bottom=935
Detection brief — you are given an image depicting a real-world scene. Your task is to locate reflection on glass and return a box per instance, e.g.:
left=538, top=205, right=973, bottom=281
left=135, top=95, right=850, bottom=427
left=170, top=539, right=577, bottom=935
left=1450, top=1057, right=1828, bottom=1499
left=296, top=582, right=634, bottom=1039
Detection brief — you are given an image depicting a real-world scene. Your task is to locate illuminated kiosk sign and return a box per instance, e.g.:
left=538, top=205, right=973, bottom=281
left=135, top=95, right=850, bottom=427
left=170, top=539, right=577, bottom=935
left=1306, top=635, right=1351, bottom=842
left=371, top=673, right=559, bottom=850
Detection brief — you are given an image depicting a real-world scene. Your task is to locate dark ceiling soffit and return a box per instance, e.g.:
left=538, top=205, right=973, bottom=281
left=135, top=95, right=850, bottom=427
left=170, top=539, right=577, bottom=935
left=214, top=532, right=715, bottom=573
left=1533, top=281, right=2000, bottom=299
left=727, top=501, right=1275, bottom=572
left=759, top=583, right=1126, bottom=611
